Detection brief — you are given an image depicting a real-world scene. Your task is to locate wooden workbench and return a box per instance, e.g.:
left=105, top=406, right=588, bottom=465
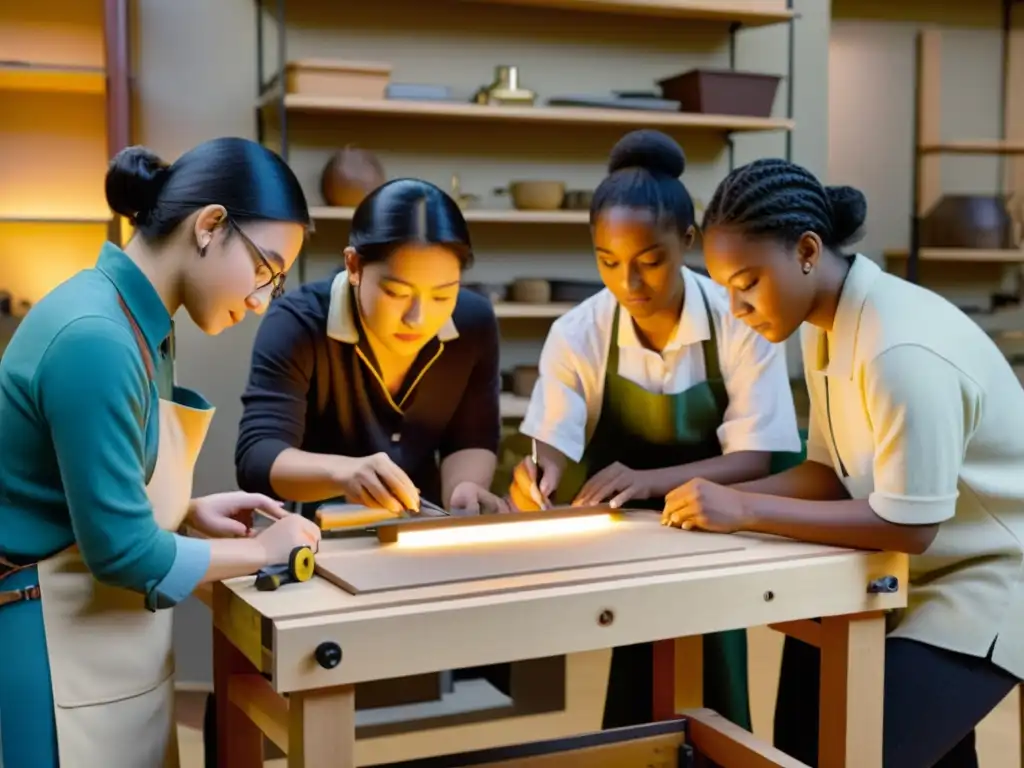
left=212, top=519, right=908, bottom=768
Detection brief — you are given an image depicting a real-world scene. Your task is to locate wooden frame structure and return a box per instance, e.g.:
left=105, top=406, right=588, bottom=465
left=884, top=4, right=1024, bottom=282
left=212, top=527, right=907, bottom=768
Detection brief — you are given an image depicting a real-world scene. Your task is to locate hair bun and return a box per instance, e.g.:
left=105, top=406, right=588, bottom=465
left=826, top=185, right=867, bottom=246
left=105, top=145, right=170, bottom=223
left=608, top=129, right=686, bottom=178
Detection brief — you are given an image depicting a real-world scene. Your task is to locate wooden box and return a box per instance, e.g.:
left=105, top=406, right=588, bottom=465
left=284, top=59, right=392, bottom=99
left=658, top=69, right=781, bottom=118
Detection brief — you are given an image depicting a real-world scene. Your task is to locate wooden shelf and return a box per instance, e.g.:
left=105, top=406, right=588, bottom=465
left=500, top=393, right=529, bottom=418
left=0, top=213, right=111, bottom=224
left=493, top=302, right=576, bottom=318
left=884, top=248, right=1024, bottom=263
left=0, top=62, right=105, bottom=95
left=919, top=140, right=1024, bottom=156
left=264, top=94, right=793, bottom=134
left=310, top=206, right=589, bottom=225
left=458, top=0, right=795, bottom=26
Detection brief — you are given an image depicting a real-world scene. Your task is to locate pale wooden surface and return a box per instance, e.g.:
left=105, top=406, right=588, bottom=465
left=315, top=513, right=743, bottom=595
left=222, top=531, right=888, bottom=623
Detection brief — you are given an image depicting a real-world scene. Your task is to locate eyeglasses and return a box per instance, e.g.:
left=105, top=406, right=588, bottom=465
left=228, top=219, right=286, bottom=299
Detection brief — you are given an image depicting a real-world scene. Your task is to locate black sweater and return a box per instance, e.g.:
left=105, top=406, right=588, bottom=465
left=235, top=273, right=501, bottom=507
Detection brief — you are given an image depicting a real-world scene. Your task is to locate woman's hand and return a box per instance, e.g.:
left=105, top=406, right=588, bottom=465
left=572, top=462, right=653, bottom=508
left=508, top=455, right=562, bottom=511
left=661, top=478, right=751, bottom=533
left=187, top=492, right=286, bottom=538
left=332, top=452, right=420, bottom=513
left=449, top=481, right=511, bottom=515
left=255, top=514, right=322, bottom=566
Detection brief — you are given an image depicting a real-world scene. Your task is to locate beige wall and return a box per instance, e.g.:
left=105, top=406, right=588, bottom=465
left=133, top=0, right=831, bottom=684
left=828, top=0, right=1009, bottom=258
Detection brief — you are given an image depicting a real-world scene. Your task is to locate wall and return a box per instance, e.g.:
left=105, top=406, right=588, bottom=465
left=828, top=0, right=1009, bottom=258
left=127, top=0, right=831, bottom=686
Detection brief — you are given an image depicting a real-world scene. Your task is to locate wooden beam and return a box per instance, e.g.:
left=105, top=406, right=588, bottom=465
left=769, top=620, right=821, bottom=648
left=916, top=28, right=943, bottom=217
left=682, top=708, right=810, bottom=768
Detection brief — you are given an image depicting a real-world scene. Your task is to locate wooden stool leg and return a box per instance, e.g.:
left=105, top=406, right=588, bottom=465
left=287, top=685, right=356, bottom=768
left=214, top=625, right=265, bottom=768
left=652, top=635, right=703, bottom=720
left=818, top=612, right=886, bottom=768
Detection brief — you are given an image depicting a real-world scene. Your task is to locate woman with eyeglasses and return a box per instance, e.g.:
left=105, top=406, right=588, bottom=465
left=0, top=138, right=322, bottom=768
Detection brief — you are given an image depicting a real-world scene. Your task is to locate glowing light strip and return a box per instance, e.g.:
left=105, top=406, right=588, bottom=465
left=395, top=513, right=616, bottom=549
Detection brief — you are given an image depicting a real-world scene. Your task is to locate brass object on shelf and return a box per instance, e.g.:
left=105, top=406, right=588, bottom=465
left=472, top=65, right=536, bottom=106
left=450, top=174, right=480, bottom=210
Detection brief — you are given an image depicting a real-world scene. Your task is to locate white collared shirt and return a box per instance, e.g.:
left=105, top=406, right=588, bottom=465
left=520, top=267, right=801, bottom=462
left=801, top=253, right=1024, bottom=679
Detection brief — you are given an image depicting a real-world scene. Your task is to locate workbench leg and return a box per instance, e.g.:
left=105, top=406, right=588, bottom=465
left=652, top=635, right=703, bottom=720
left=818, top=612, right=885, bottom=768
left=214, top=625, right=265, bottom=768
left=287, top=685, right=356, bottom=768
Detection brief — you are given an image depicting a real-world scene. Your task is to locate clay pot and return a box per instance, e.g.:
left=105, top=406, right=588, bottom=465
left=321, top=147, right=386, bottom=208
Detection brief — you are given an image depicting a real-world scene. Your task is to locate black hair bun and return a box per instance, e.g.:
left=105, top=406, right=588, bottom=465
left=105, top=145, right=170, bottom=222
left=826, top=185, right=868, bottom=246
left=608, top=129, right=686, bottom=178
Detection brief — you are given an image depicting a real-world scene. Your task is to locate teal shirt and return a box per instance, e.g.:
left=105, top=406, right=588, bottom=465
left=0, top=242, right=210, bottom=609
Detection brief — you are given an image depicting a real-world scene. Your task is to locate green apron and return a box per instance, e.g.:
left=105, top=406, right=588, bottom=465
left=555, top=284, right=752, bottom=731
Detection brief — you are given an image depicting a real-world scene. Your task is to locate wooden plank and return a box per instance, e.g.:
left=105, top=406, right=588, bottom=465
left=920, top=140, right=1024, bottom=155
left=315, top=515, right=743, bottom=595
left=226, top=537, right=874, bottom=623
left=267, top=93, right=794, bottom=134
left=288, top=685, right=357, bottom=768
left=310, top=206, right=590, bottom=225
left=883, top=247, right=1023, bottom=263
left=768, top=619, right=821, bottom=648
left=494, top=303, right=575, bottom=318
left=458, top=0, right=793, bottom=26
left=367, top=720, right=687, bottom=767
left=683, top=708, right=809, bottom=767
left=270, top=551, right=908, bottom=692
left=916, top=29, right=942, bottom=217
left=0, top=63, right=105, bottom=94
left=818, top=613, right=886, bottom=768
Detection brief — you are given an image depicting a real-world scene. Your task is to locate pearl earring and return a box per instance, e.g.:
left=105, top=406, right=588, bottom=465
left=802, top=262, right=812, bottom=274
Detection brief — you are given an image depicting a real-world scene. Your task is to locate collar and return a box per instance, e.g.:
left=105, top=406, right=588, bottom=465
left=811, top=254, right=880, bottom=379
left=326, top=270, right=460, bottom=344
left=95, top=241, right=172, bottom=359
left=616, top=266, right=710, bottom=353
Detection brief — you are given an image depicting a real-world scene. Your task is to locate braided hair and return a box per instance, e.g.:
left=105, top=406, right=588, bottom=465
left=701, top=158, right=867, bottom=251
left=590, top=129, right=696, bottom=236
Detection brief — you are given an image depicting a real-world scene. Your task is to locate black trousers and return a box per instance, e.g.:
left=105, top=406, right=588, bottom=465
left=774, top=634, right=1019, bottom=768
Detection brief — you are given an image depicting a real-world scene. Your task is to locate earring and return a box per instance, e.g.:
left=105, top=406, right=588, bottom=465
left=802, top=262, right=812, bottom=274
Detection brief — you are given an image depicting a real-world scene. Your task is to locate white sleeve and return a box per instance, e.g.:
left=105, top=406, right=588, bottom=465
left=519, top=321, right=592, bottom=463
left=865, top=345, right=974, bottom=525
left=716, top=323, right=802, bottom=455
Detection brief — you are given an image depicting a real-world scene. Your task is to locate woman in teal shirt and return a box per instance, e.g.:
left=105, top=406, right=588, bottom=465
left=0, top=138, right=321, bottom=767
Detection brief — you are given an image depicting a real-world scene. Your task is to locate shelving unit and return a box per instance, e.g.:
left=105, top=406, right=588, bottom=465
left=253, top=0, right=797, bottom=418
left=310, top=206, right=590, bottom=226
left=885, top=5, right=1024, bottom=283
left=0, top=0, right=133, bottom=349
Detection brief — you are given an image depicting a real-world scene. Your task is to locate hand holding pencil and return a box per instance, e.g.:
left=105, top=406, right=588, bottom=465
left=508, top=438, right=560, bottom=511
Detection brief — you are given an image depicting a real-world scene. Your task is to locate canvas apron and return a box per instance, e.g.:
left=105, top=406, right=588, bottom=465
left=36, top=299, right=214, bottom=768
left=555, top=284, right=752, bottom=731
